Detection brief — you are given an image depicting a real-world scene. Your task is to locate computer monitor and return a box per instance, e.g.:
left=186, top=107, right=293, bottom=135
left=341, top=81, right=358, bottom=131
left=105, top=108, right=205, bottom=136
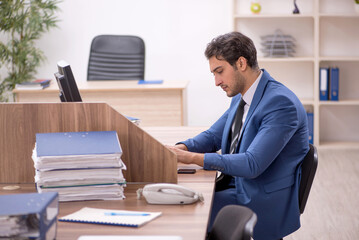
left=54, top=60, right=82, bottom=102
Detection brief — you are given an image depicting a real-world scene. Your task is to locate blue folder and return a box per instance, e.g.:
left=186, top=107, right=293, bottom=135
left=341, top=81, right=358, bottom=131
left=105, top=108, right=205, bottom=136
left=138, top=80, right=163, bottom=85
left=36, top=131, right=122, bottom=157
left=307, top=112, right=314, bottom=144
left=329, top=67, right=339, bottom=101
left=319, top=68, right=329, bottom=101
left=0, top=192, right=58, bottom=239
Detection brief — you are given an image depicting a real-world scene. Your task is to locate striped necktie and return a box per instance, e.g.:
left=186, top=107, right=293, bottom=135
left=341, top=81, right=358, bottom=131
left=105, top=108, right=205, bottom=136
left=229, top=98, right=246, bottom=154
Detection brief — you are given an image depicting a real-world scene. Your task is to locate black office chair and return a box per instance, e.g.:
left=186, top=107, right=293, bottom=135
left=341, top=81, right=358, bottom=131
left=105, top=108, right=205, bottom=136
left=299, top=143, right=318, bottom=214
left=278, top=144, right=319, bottom=240
left=208, top=205, right=257, bottom=240
left=87, top=35, right=145, bottom=80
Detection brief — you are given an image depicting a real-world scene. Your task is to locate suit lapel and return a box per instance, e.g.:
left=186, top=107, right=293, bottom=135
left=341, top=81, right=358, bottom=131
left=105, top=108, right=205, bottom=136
left=237, top=70, right=271, bottom=149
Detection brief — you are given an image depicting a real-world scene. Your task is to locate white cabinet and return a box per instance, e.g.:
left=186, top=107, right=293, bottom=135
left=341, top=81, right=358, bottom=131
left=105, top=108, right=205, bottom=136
left=233, top=0, right=359, bottom=148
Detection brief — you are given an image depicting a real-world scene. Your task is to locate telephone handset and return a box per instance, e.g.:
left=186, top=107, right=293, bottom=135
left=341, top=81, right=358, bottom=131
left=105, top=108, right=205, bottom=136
left=136, top=183, right=204, bottom=205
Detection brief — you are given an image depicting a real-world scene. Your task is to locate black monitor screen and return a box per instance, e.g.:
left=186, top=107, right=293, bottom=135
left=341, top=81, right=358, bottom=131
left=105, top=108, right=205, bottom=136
left=54, top=60, right=82, bottom=102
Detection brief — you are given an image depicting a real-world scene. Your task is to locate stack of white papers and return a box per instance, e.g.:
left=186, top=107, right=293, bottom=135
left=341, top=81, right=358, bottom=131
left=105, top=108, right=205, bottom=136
left=0, top=216, right=28, bottom=237
left=32, top=131, right=126, bottom=202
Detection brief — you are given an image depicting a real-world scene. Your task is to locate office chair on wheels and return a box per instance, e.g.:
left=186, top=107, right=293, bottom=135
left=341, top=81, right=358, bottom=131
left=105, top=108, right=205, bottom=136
left=87, top=35, right=145, bottom=80
left=208, top=205, right=257, bottom=240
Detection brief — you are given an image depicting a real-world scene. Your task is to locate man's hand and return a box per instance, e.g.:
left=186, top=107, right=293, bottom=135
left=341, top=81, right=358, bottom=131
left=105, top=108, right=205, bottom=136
left=172, top=143, right=188, bottom=151
left=167, top=145, right=204, bottom=167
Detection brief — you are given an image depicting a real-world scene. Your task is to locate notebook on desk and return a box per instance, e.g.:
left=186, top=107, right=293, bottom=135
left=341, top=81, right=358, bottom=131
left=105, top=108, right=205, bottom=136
left=78, top=236, right=182, bottom=240
left=59, top=207, right=162, bottom=227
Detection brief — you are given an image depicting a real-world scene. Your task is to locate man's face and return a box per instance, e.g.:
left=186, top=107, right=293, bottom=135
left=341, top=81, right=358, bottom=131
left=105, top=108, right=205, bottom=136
left=209, top=56, right=245, bottom=97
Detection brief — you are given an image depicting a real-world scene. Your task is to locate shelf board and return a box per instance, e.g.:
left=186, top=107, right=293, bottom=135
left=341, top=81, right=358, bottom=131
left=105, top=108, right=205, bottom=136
left=258, top=57, right=314, bottom=62
left=319, top=56, right=359, bottom=62
left=234, top=14, right=314, bottom=19
left=319, top=100, right=359, bottom=106
left=319, top=13, right=359, bottom=18
left=318, top=141, right=359, bottom=149
left=300, top=99, right=314, bottom=105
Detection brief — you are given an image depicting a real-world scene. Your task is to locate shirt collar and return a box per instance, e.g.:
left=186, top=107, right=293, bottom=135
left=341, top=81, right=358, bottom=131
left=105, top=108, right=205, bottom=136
left=242, top=70, right=263, bottom=106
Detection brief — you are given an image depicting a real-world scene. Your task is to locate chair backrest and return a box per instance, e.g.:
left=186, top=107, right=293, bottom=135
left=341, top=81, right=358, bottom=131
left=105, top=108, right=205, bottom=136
left=299, top=143, right=318, bottom=214
left=87, top=35, right=145, bottom=80
left=208, top=205, right=257, bottom=240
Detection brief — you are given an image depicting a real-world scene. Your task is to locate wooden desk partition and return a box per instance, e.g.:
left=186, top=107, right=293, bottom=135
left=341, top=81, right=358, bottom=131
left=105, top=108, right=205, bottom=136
left=0, top=103, right=177, bottom=184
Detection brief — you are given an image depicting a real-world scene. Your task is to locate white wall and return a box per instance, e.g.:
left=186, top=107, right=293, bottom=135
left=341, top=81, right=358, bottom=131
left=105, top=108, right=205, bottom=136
left=17, top=0, right=233, bottom=126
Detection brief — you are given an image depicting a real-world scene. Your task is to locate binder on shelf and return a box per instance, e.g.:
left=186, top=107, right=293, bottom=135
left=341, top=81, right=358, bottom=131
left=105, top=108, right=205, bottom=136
left=306, top=112, right=314, bottom=144
left=59, top=207, right=162, bottom=228
left=319, top=67, right=329, bottom=101
left=329, top=67, right=339, bottom=101
left=0, top=192, right=58, bottom=239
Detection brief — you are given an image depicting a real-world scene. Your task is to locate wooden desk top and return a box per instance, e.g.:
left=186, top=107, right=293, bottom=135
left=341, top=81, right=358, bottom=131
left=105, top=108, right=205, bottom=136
left=142, top=126, right=208, bottom=146
left=0, top=126, right=215, bottom=240
left=0, top=170, right=215, bottom=240
left=13, top=80, right=189, bottom=93
left=143, top=126, right=214, bottom=183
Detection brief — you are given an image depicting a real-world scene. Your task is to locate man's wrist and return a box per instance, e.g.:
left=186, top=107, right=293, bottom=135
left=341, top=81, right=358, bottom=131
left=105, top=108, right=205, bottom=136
left=192, top=152, right=204, bottom=167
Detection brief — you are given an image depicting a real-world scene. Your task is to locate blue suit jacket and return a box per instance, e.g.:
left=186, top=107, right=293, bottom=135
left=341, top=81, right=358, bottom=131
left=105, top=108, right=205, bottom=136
left=181, top=70, right=309, bottom=240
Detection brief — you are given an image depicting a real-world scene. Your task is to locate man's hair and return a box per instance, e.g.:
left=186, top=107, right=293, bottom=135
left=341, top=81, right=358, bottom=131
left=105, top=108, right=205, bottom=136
left=204, top=32, right=258, bottom=69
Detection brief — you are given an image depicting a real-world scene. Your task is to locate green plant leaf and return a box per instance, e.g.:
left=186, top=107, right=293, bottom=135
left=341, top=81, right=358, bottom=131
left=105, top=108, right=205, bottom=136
left=0, top=0, right=61, bottom=100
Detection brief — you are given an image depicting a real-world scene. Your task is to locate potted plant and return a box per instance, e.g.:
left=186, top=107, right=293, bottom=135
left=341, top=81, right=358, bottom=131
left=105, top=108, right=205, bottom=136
left=0, top=0, right=61, bottom=101
left=355, top=0, right=359, bottom=13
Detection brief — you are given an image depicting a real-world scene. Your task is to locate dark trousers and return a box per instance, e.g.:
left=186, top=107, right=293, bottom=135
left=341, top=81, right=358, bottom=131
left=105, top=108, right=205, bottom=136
left=207, top=185, right=237, bottom=232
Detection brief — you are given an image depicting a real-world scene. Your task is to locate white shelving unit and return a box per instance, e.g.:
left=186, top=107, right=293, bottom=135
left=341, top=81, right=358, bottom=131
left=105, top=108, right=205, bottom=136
left=233, top=0, right=359, bottom=148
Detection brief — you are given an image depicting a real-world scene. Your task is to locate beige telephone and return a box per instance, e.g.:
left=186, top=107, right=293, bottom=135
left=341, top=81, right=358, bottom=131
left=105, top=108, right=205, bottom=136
left=136, top=183, right=204, bottom=205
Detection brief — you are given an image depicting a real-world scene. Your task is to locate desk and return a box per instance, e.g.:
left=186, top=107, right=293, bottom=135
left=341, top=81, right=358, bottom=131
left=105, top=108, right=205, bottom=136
left=0, top=127, right=215, bottom=240
left=142, top=126, right=208, bottom=146
left=12, top=80, right=188, bottom=127
left=0, top=180, right=214, bottom=239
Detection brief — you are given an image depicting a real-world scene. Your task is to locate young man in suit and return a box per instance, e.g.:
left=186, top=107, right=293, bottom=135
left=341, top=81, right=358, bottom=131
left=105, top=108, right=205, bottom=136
left=168, top=32, right=309, bottom=240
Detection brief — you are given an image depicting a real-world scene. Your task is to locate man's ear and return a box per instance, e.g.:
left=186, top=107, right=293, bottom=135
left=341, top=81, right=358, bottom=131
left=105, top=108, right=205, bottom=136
left=236, top=57, right=246, bottom=70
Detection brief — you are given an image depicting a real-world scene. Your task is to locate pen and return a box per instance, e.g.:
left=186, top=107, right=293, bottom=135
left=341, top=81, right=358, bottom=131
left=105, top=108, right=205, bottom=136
left=104, top=212, right=150, bottom=216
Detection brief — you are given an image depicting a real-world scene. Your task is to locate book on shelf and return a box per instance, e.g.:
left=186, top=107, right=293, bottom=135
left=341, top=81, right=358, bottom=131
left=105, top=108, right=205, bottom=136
left=0, top=192, right=58, bottom=239
left=319, top=67, right=340, bottom=101
left=319, top=68, right=329, bottom=101
left=329, top=67, right=339, bottom=101
left=59, top=207, right=162, bottom=228
left=306, top=111, right=314, bottom=144
left=15, top=79, right=51, bottom=90
left=32, top=131, right=126, bottom=202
